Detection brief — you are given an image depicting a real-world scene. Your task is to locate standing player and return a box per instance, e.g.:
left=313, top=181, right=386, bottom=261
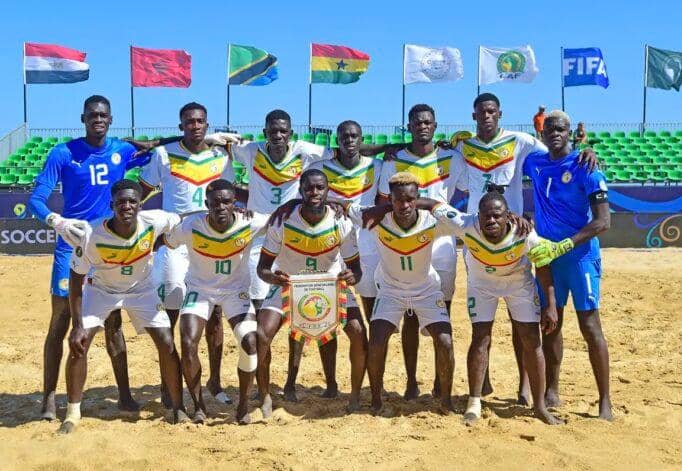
left=349, top=173, right=455, bottom=415
left=164, top=180, right=267, bottom=424
left=525, top=111, right=612, bottom=420
left=139, top=102, right=229, bottom=404
left=28, top=95, right=140, bottom=420
left=256, top=169, right=366, bottom=416
left=59, top=180, right=185, bottom=433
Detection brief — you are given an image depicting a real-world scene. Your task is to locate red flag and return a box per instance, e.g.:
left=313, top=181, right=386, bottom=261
left=131, top=46, right=191, bottom=87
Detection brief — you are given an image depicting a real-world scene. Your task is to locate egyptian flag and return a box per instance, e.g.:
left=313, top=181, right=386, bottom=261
left=24, top=42, right=89, bottom=84
left=310, top=44, right=370, bottom=84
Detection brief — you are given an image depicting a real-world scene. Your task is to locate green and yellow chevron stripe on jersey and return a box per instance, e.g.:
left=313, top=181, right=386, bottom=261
left=394, top=153, right=451, bottom=188
left=252, top=149, right=303, bottom=186
left=461, top=136, right=517, bottom=172
left=96, top=224, right=154, bottom=265
left=463, top=234, right=526, bottom=267
left=376, top=220, right=435, bottom=256
left=283, top=223, right=341, bottom=257
left=191, top=224, right=252, bottom=259
left=323, top=160, right=375, bottom=198
left=168, top=151, right=226, bottom=185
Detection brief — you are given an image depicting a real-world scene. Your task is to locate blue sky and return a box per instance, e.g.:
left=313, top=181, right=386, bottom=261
left=1, top=0, right=680, bottom=135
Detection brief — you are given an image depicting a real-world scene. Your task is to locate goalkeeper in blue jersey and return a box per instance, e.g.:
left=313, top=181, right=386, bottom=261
left=28, top=95, right=148, bottom=420
left=523, top=110, right=612, bottom=421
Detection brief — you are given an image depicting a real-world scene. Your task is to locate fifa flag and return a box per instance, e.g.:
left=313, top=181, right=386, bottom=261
left=131, top=47, right=191, bottom=88
left=563, top=48, right=609, bottom=88
left=311, top=44, right=370, bottom=84
left=646, top=46, right=682, bottom=92
left=24, top=42, right=89, bottom=84
left=229, top=44, right=278, bottom=85
left=479, top=45, right=538, bottom=85
left=403, top=44, right=463, bottom=84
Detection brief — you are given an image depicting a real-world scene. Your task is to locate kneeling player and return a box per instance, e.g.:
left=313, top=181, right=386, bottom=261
left=164, top=180, right=267, bottom=424
left=59, top=180, right=185, bottom=433
left=426, top=191, right=561, bottom=425
left=256, top=169, right=367, bottom=417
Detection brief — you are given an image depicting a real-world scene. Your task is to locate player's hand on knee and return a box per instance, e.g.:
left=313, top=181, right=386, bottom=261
left=205, top=132, right=241, bottom=146
left=541, top=306, right=558, bottom=334
left=68, top=327, right=89, bottom=358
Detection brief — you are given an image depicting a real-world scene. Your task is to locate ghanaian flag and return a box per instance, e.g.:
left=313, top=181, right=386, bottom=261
left=311, top=43, right=370, bottom=84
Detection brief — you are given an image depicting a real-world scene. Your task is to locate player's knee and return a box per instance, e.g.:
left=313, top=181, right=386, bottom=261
left=344, top=319, right=366, bottom=342
left=155, top=332, right=177, bottom=357
left=180, top=334, right=199, bottom=357
left=235, top=320, right=258, bottom=372
left=435, top=332, right=453, bottom=352
left=241, top=333, right=257, bottom=356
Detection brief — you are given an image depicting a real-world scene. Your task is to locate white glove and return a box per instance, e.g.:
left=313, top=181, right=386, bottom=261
left=46, top=213, right=87, bottom=247
left=205, top=132, right=242, bottom=146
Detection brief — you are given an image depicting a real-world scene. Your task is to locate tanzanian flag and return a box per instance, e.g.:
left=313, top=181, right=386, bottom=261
left=229, top=44, right=278, bottom=86
left=310, top=43, right=370, bottom=84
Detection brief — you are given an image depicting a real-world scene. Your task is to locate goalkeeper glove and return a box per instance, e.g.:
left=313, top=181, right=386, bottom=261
left=449, top=130, right=474, bottom=147
left=528, top=237, right=574, bottom=267
left=46, top=213, right=87, bottom=247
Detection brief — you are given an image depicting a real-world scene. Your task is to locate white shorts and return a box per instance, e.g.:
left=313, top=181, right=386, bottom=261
left=466, top=275, right=541, bottom=324
left=372, top=290, right=450, bottom=335
left=354, top=251, right=379, bottom=298
left=153, top=244, right=189, bottom=310
left=249, top=236, right=271, bottom=301
left=81, top=282, right=170, bottom=334
left=432, top=236, right=457, bottom=300
left=180, top=284, right=255, bottom=321
left=261, top=283, right=358, bottom=316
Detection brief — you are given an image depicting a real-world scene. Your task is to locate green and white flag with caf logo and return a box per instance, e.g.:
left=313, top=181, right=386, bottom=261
left=478, top=45, right=539, bottom=85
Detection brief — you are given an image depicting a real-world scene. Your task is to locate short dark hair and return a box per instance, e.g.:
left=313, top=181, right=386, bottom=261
left=111, top=179, right=142, bottom=197
left=206, top=179, right=235, bottom=195
left=473, top=93, right=500, bottom=109
left=337, top=120, right=362, bottom=135
left=265, top=109, right=291, bottom=126
left=479, top=189, right=508, bottom=211
left=300, top=168, right=327, bottom=187
left=408, top=104, right=435, bottom=122
left=83, top=95, right=110, bottom=112
left=179, top=102, right=207, bottom=120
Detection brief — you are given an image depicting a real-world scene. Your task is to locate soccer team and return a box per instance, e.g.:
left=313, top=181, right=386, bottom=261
left=28, top=92, right=613, bottom=434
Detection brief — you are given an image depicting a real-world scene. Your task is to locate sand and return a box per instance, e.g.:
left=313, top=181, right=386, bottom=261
left=0, top=249, right=680, bottom=470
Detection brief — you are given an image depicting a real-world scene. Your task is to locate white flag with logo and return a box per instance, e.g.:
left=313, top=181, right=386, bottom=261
left=403, top=44, right=464, bottom=84
left=478, top=45, right=539, bottom=85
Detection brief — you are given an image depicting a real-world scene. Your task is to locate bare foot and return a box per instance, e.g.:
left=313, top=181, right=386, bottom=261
left=535, top=407, right=563, bottom=425
left=463, top=412, right=479, bottom=426
left=321, top=383, right=339, bottom=399
left=41, top=392, right=57, bottom=421
left=370, top=397, right=383, bottom=416
left=118, top=395, right=141, bottom=412
left=283, top=385, right=298, bottom=403
left=403, top=382, right=420, bottom=401
left=261, top=394, right=273, bottom=419
left=599, top=398, right=613, bottom=421
left=347, top=393, right=361, bottom=414
left=545, top=389, right=562, bottom=408
left=57, top=420, right=77, bottom=434
left=438, top=399, right=454, bottom=416
left=193, top=409, right=207, bottom=424
left=172, top=409, right=190, bottom=424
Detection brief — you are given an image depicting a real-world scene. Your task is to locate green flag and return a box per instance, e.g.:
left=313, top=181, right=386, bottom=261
left=229, top=44, right=278, bottom=86
left=646, top=46, right=682, bottom=91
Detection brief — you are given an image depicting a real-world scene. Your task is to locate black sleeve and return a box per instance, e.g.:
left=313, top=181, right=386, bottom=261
left=588, top=191, right=608, bottom=204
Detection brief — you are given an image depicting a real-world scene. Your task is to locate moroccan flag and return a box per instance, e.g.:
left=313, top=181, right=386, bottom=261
left=646, top=46, right=682, bottom=92
left=131, top=46, right=191, bottom=88
left=310, top=43, right=369, bottom=84
left=229, top=44, right=278, bottom=85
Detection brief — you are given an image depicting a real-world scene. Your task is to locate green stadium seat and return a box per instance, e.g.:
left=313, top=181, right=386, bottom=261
left=650, top=171, right=668, bottom=183
left=614, top=170, right=632, bottom=182
left=46, top=137, right=58, bottom=144
left=256, top=133, right=266, bottom=142
left=632, top=170, right=649, bottom=182
left=315, top=133, right=330, bottom=146
left=0, top=167, right=8, bottom=175
left=0, top=174, right=16, bottom=185
left=604, top=169, right=616, bottom=181
left=136, top=135, right=149, bottom=141
left=16, top=174, right=34, bottom=185
left=659, top=130, right=672, bottom=138
left=362, top=134, right=373, bottom=144
left=604, top=137, right=618, bottom=145
left=8, top=154, right=23, bottom=164
left=613, top=131, right=626, bottom=138
left=586, top=131, right=596, bottom=139
left=291, top=133, right=298, bottom=141
left=301, top=133, right=314, bottom=143
left=24, top=142, right=38, bottom=150
left=389, top=134, right=404, bottom=144
left=433, top=133, right=446, bottom=142
left=375, top=134, right=388, bottom=145
left=654, top=155, right=671, bottom=164
left=597, top=131, right=610, bottom=139
left=668, top=169, right=682, bottom=181
left=647, top=136, right=664, bottom=144
left=638, top=156, right=654, bottom=164
left=620, top=156, right=637, bottom=164
left=59, top=136, right=72, bottom=143
left=242, top=133, right=254, bottom=141
left=29, top=136, right=43, bottom=143
left=628, top=131, right=641, bottom=138
left=330, top=135, right=339, bottom=148
left=644, top=130, right=656, bottom=138
left=671, top=155, right=682, bottom=165
left=404, top=133, right=413, bottom=143
left=632, top=136, right=647, bottom=145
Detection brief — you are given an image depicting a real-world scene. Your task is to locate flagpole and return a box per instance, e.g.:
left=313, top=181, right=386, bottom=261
left=560, top=47, right=565, bottom=111
left=477, top=46, right=481, bottom=96
left=642, top=44, right=649, bottom=134
left=402, top=44, right=406, bottom=131
left=22, top=43, right=28, bottom=128
left=308, top=43, right=312, bottom=131
left=226, top=44, right=231, bottom=128
left=129, top=45, right=136, bottom=138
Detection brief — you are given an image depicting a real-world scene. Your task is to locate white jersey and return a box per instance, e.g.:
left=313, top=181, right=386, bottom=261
left=432, top=204, right=541, bottom=282
left=348, top=204, right=451, bottom=298
left=455, top=129, right=546, bottom=214
left=310, top=156, right=382, bottom=256
left=262, top=205, right=359, bottom=276
left=164, top=211, right=269, bottom=294
left=71, top=210, right=180, bottom=294
left=140, top=141, right=230, bottom=214
left=378, top=147, right=466, bottom=203
left=225, top=140, right=334, bottom=214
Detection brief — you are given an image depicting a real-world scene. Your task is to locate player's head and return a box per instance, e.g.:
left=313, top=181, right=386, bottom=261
left=388, top=172, right=419, bottom=221
left=478, top=189, right=510, bottom=241
left=408, top=104, right=437, bottom=144
left=81, top=95, right=112, bottom=139
left=542, top=110, right=572, bottom=155
left=577, top=121, right=585, bottom=130
left=110, top=179, right=142, bottom=225
left=264, top=109, right=292, bottom=154
left=179, top=102, right=209, bottom=145
left=472, top=93, right=501, bottom=136
left=205, top=179, right=236, bottom=226
left=299, top=169, right=328, bottom=213
left=337, top=120, right=362, bottom=157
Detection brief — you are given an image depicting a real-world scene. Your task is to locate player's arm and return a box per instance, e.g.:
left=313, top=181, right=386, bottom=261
left=257, top=224, right=289, bottom=286
left=339, top=254, right=362, bottom=286
left=359, top=143, right=406, bottom=160
left=570, top=196, right=610, bottom=247
left=125, top=133, right=241, bottom=152
left=535, top=265, right=558, bottom=334
left=66, top=269, right=89, bottom=358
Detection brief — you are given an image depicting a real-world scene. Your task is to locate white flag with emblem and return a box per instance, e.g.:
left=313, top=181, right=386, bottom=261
left=403, top=44, right=464, bottom=84
left=478, top=45, right=539, bottom=85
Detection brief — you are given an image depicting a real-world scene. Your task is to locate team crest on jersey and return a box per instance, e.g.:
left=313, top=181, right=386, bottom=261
left=239, top=292, right=249, bottom=300
left=505, top=252, right=517, bottom=261
left=436, top=298, right=446, bottom=308
left=139, top=239, right=151, bottom=251
left=325, top=235, right=338, bottom=247
left=417, top=233, right=431, bottom=243
left=58, top=278, right=69, bottom=291
left=562, top=171, right=573, bottom=183
left=437, top=165, right=444, bottom=176
left=156, top=303, right=164, bottom=312
left=235, top=238, right=246, bottom=247
left=111, top=153, right=121, bottom=165
left=533, top=294, right=540, bottom=306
